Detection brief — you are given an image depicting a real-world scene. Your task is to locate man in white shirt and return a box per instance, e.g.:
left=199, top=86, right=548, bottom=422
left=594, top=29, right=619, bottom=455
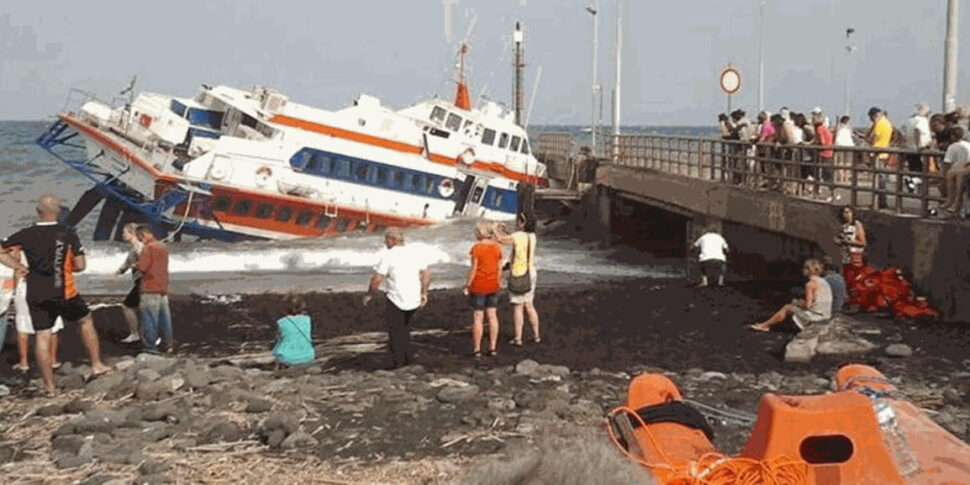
left=693, top=226, right=729, bottom=287
left=364, top=228, right=430, bottom=368
left=941, top=127, right=970, bottom=216
left=905, top=104, right=932, bottom=192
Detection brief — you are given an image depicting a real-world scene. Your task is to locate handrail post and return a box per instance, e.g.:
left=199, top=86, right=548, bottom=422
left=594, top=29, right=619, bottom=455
left=850, top=151, right=859, bottom=208
left=895, top=153, right=904, bottom=214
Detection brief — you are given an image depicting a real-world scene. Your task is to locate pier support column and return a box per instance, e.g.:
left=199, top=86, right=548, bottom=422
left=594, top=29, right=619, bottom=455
left=596, top=187, right=613, bottom=246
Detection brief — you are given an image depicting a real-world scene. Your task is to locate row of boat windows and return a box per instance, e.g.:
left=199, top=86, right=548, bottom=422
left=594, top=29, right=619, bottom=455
left=428, top=106, right=530, bottom=155
left=291, top=148, right=454, bottom=200
left=210, top=196, right=377, bottom=232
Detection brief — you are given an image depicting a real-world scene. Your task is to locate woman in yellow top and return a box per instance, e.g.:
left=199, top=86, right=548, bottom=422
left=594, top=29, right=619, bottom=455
left=496, top=214, right=540, bottom=346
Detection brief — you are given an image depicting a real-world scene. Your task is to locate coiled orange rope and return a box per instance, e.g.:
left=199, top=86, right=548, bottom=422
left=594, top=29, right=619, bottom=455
left=607, top=406, right=810, bottom=485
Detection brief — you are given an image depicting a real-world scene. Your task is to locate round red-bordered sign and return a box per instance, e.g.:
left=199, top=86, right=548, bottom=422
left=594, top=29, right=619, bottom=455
left=719, top=67, right=742, bottom=95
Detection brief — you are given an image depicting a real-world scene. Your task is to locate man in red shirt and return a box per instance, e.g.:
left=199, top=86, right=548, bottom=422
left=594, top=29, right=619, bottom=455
left=465, top=222, right=502, bottom=357
left=135, top=225, right=172, bottom=353
left=813, top=113, right=835, bottom=200
left=0, top=194, right=111, bottom=395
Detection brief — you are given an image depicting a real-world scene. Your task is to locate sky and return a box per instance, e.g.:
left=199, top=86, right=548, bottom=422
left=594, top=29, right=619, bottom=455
left=0, top=0, right=967, bottom=125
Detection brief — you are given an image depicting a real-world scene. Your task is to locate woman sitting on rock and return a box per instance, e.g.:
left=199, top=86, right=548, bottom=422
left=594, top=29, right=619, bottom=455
left=273, top=294, right=315, bottom=366
left=749, top=259, right=832, bottom=332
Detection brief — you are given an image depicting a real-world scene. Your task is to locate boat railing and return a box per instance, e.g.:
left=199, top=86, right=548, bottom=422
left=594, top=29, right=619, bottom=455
left=542, top=131, right=950, bottom=218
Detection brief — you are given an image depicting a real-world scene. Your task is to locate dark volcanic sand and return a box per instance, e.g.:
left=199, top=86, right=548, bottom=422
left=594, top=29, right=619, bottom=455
left=2, top=278, right=968, bottom=454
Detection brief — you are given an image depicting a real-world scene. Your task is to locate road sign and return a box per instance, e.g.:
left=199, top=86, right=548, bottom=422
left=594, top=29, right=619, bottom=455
left=720, top=66, right=742, bottom=95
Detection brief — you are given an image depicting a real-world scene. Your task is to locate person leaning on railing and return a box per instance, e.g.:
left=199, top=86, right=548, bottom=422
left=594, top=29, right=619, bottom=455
left=940, top=127, right=970, bottom=217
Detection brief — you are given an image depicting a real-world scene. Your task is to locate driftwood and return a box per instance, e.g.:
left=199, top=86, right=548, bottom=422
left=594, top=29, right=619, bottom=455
left=208, top=329, right=456, bottom=366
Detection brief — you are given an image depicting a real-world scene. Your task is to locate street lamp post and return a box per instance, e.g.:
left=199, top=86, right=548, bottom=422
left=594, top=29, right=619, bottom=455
left=758, top=0, right=765, bottom=113
left=612, top=0, right=622, bottom=163
left=944, top=0, right=959, bottom=113
left=586, top=5, right=599, bottom=155
left=844, top=28, right=856, bottom=117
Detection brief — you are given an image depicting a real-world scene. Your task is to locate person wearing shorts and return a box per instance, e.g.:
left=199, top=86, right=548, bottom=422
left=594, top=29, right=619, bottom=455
left=8, top=247, right=64, bottom=372
left=465, top=222, right=502, bottom=357
left=749, top=259, right=833, bottom=332
left=693, top=226, right=729, bottom=287
left=116, top=223, right=143, bottom=344
left=495, top=214, right=541, bottom=346
left=0, top=194, right=111, bottom=395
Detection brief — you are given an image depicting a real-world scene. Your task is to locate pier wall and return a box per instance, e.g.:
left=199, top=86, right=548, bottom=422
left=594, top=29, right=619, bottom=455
left=594, top=165, right=970, bottom=321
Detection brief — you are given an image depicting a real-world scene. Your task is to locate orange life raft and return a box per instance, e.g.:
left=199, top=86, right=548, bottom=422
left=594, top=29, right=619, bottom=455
left=609, top=365, right=970, bottom=485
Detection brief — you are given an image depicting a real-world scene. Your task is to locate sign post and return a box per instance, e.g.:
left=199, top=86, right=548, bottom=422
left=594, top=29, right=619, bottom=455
left=719, top=65, right=742, bottom=113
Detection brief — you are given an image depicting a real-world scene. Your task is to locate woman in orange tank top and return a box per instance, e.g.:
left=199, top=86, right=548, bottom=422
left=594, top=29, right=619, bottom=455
left=465, top=222, right=503, bottom=357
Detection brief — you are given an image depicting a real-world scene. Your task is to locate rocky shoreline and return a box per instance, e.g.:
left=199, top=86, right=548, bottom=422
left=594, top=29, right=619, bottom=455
left=0, top=280, right=967, bottom=484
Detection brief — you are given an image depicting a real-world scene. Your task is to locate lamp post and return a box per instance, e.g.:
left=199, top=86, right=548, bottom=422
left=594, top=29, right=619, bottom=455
left=844, top=27, right=856, bottom=117
left=586, top=4, right=599, bottom=155
left=943, top=0, right=959, bottom=113
left=757, top=0, right=765, bottom=113
left=612, top=0, right=622, bottom=163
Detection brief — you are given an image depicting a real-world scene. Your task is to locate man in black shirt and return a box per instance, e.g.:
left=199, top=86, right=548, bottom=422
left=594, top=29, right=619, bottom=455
left=0, top=194, right=111, bottom=395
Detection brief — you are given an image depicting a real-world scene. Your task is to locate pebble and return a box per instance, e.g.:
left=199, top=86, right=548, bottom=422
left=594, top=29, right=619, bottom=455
left=886, top=343, right=914, bottom=358
left=487, top=397, right=516, bottom=412
left=246, top=398, right=274, bottom=413
left=436, top=384, right=481, bottom=403
left=84, top=373, right=127, bottom=396
left=281, top=431, right=319, bottom=449
left=136, top=369, right=162, bottom=382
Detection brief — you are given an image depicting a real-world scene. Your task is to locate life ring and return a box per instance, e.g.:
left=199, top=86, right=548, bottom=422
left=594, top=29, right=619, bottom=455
left=209, top=159, right=230, bottom=181
left=458, top=147, right=475, bottom=165
left=438, top=178, right=455, bottom=198
left=255, top=166, right=273, bottom=187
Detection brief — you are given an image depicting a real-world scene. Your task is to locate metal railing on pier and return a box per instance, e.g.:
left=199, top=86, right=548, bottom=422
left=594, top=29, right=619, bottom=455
left=539, top=132, right=949, bottom=218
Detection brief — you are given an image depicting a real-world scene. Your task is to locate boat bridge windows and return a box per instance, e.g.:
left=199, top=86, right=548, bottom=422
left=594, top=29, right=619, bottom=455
left=498, top=133, right=509, bottom=149
left=427, top=103, right=534, bottom=157
left=170, top=100, right=224, bottom=130
left=289, top=147, right=458, bottom=201
left=482, top=128, right=496, bottom=146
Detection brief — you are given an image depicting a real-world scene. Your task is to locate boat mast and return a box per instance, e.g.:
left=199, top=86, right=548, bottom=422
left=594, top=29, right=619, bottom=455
left=454, top=43, right=471, bottom=110
left=513, top=22, right=525, bottom=126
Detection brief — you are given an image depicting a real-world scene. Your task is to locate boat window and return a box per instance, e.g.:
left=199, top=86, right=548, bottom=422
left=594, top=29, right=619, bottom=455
left=295, top=211, right=313, bottom=226
left=445, top=113, right=462, bottom=131
left=498, top=133, right=509, bottom=149
left=510, top=136, right=521, bottom=152
left=255, top=203, right=274, bottom=219
left=411, top=174, right=424, bottom=193
left=520, top=139, right=530, bottom=155
left=376, top=167, right=388, bottom=185
left=256, top=122, right=276, bottom=138
left=482, top=128, right=496, bottom=146
left=429, top=127, right=450, bottom=139
left=392, top=170, right=405, bottom=187
left=292, top=151, right=311, bottom=171
left=336, top=158, right=352, bottom=177
left=241, top=113, right=258, bottom=129
left=276, top=206, right=293, bottom=222
left=430, top=106, right=446, bottom=123
left=212, top=196, right=231, bottom=212
left=186, top=108, right=225, bottom=130
left=425, top=177, right=437, bottom=194
left=307, top=153, right=332, bottom=173
left=472, top=186, right=485, bottom=203
left=336, top=218, right=350, bottom=232
left=232, top=199, right=252, bottom=216
left=316, top=214, right=332, bottom=229
left=354, top=161, right=368, bottom=181
left=170, top=100, right=188, bottom=118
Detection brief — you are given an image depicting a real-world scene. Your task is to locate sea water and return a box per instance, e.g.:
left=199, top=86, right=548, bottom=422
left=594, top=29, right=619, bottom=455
left=0, top=121, right=686, bottom=296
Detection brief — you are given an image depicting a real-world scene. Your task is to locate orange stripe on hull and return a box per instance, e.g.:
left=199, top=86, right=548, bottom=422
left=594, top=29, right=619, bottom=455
left=269, top=114, right=546, bottom=185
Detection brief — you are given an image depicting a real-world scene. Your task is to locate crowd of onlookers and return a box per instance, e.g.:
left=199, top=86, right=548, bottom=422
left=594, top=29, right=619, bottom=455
left=717, top=104, right=970, bottom=215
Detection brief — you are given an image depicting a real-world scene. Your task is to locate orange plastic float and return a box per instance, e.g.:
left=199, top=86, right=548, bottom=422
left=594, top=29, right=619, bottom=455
left=609, top=365, right=970, bottom=485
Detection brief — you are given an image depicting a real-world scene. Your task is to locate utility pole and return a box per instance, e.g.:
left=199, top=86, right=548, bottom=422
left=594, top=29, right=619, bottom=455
left=513, top=22, right=525, bottom=126
left=757, top=0, right=765, bottom=113
left=612, top=0, right=622, bottom=163
left=586, top=5, right=599, bottom=155
left=944, top=0, right=959, bottom=113
left=844, top=28, right=856, bottom=117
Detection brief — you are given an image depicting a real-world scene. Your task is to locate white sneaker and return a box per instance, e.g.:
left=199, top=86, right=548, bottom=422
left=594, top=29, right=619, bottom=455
left=121, top=334, right=140, bottom=344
